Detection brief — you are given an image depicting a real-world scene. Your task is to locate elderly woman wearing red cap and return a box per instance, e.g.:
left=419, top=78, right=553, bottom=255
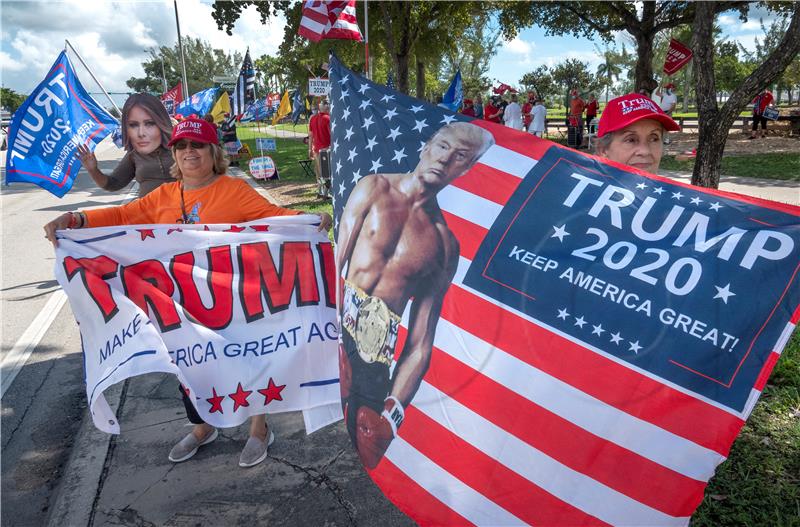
left=44, top=117, right=332, bottom=468
left=594, top=93, right=681, bottom=174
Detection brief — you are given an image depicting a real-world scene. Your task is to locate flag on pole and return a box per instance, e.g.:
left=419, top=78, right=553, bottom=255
left=209, top=91, right=232, bottom=124
left=5, top=50, right=118, bottom=197
left=272, top=91, right=292, bottom=125
left=328, top=54, right=800, bottom=526
left=161, top=82, right=184, bottom=115
left=291, top=89, right=305, bottom=124
left=174, top=87, right=219, bottom=118
left=441, top=70, right=463, bottom=112
left=232, top=48, right=256, bottom=117
left=663, top=39, right=693, bottom=75
left=298, top=0, right=363, bottom=42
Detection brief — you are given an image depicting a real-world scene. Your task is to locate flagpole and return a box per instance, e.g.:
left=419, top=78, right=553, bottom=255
left=363, top=0, right=370, bottom=79
left=174, top=0, right=189, bottom=100
left=64, top=39, right=122, bottom=119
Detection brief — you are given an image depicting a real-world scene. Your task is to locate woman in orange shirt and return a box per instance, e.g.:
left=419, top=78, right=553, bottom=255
left=45, top=117, right=332, bottom=468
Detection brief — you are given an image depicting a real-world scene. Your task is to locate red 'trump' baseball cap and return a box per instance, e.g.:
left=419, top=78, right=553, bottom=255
left=597, top=93, right=680, bottom=138
left=168, top=117, right=219, bottom=146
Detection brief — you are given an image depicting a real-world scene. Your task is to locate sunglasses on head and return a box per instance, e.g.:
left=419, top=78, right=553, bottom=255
left=173, top=140, right=208, bottom=150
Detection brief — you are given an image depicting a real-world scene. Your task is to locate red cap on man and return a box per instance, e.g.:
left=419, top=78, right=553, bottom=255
left=168, top=117, right=219, bottom=146
left=665, top=83, right=676, bottom=89
left=597, top=93, right=680, bottom=138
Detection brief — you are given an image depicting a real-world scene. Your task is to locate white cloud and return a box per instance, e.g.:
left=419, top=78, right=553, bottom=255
left=0, top=0, right=286, bottom=100
left=718, top=14, right=737, bottom=26
left=503, top=37, right=535, bottom=55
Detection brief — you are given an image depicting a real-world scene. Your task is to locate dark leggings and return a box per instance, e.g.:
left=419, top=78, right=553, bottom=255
left=752, top=115, right=768, bottom=131
left=179, top=385, right=206, bottom=424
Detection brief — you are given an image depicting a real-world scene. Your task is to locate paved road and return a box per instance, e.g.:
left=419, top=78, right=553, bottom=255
left=1, top=139, right=132, bottom=526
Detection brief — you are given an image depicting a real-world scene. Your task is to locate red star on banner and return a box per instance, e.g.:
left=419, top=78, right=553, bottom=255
left=224, top=225, right=246, bottom=233
left=136, top=229, right=155, bottom=240
left=229, top=382, right=252, bottom=411
left=203, top=225, right=210, bottom=231
left=258, top=378, right=286, bottom=405
left=167, top=228, right=183, bottom=235
left=207, top=387, right=224, bottom=414
left=250, top=225, right=270, bottom=232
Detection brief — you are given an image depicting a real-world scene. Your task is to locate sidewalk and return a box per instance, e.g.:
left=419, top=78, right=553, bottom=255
left=46, top=169, right=412, bottom=527
left=660, top=170, right=800, bottom=206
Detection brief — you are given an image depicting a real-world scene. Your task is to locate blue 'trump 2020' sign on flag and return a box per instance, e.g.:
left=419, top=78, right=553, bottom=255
left=5, top=50, right=119, bottom=197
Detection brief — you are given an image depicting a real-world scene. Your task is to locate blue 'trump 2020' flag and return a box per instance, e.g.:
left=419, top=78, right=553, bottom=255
left=5, top=50, right=119, bottom=197
left=329, top=54, right=800, bottom=526
left=174, top=87, right=219, bottom=119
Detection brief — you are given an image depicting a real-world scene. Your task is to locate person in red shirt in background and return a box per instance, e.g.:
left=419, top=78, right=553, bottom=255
left=521, top=92, right=536, bottom=132
left=309, top=99, right=332, bottom=193
left=484, top=96, right=503, bottom=123
left=585, top=94, right=598, bottom=134
left=749, top=88, right=774, bottom=139
left=568, top=89, right=586, bottom=147
left=461, top=99, right=476, bottom=117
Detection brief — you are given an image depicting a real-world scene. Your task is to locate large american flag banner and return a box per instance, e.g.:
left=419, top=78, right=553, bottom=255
left=298, top=0, right=363, bottom=43
left=328, top=55, right=800, bottom=525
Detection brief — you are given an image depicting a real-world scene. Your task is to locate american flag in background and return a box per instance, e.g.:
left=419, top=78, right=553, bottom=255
left=232, top=48, right=256, bottom=118
left=328, top=54, right=800, bottom=526
left=298, top=0, right=362, bottom=43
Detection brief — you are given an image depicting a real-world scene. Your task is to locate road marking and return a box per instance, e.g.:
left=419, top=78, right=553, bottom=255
left=1, top=172, right=138, bottom=399
left=1, top=290, right=67, bottom=398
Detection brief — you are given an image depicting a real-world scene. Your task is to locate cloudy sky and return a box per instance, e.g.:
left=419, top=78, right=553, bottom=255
left=0, top=1, right=781, bottom=106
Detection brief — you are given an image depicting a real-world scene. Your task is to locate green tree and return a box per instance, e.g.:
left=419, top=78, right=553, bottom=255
left=595, top=44, right=628, bottom=103
left=441, top=10, right=501, bottom=98
left=211, top=0, right=497, bottom=96
left=519, top=65, right=557, bottom=102
left=0, top=87, right=27, bottom=113
left=691, top=2, right=800, bottom=188
left=126, top=37, right=242, bottom=96
left=498, top=1, right=749, bottom=93
left=551, top=58, right=602, bottom=106
left=715, top=40, right=753, bottom=100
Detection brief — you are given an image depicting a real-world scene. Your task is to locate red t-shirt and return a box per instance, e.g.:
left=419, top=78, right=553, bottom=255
left=484, top=103, right=502, bottom=123
left=522, top=102, right=533, bottom=125
left=461, top=107, right=476, bottom=117
left=309, top=112, right=331, bottom=153
left=586, top=100, right=598, bottom=116
left=752, top=92, right=774, bottom=115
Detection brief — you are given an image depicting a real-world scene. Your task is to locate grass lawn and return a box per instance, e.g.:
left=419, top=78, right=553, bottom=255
left=237, top=136, right=334, bottom=225
left=235, top=137, right=799, bottom=523
left=660, top=153, right=800, bottom=181
left=692, top=328, right=800, bottom=526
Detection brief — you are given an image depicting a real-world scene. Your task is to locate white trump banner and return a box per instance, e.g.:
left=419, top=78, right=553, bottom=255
left=54, top=216, right=341, bottom=434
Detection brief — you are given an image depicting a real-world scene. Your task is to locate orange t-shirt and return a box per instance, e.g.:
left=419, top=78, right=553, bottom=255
left=83, top=175, right=301, bottom=227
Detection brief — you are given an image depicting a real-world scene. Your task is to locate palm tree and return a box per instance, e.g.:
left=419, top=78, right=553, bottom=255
left=595, top=43, right=627, bottom=104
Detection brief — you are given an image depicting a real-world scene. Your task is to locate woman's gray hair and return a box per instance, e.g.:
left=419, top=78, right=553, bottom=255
left=593, top=132, right=615, bottom=155
left=169, top=143, right=230, bottom=180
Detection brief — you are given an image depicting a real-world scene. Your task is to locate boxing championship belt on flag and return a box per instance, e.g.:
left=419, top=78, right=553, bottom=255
left=5, top=50, right=118, bottom=197
left=54, top=217, right=342, bottom=435
left=328, top=54, right=800, bottom=526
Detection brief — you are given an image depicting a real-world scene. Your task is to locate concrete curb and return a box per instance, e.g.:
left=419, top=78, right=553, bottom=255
left=45, top=382, right=124, bottom=527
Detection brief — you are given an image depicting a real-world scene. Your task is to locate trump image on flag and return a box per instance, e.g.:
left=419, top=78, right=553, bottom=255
left=328, top=54, right=800, bottom=526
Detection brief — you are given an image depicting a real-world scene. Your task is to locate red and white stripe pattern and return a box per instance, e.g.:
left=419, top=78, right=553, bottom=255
left=298, top=0, right=362, bottom=43
left=365, top=123, right=797, bottom=526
